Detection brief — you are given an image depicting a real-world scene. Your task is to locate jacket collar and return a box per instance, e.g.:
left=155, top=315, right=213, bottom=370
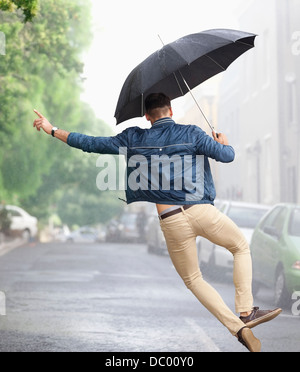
left=152, top=117, right=175, bottom=128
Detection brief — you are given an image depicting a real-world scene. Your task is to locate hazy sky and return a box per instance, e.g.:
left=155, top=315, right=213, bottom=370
left=80, top=0, right=246, bottom=132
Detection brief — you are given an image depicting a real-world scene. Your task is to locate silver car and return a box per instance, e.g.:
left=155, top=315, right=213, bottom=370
left=5, top=205, right=38, bottom=241
left=67, top=227, right=99, bottom=244
left=147, top=214, right=168, bottom=255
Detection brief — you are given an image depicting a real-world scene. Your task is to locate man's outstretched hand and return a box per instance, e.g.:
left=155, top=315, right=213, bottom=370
left=33, top=110, right=70, bottom=143
left=33, top=110, right=53, bottom=135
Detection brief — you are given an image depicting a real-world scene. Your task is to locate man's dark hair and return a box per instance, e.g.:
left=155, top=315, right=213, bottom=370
left=145, top=93, right=171, bottom=115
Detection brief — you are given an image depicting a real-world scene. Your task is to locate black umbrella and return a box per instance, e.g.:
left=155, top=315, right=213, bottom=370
left=115, top=29, right=257, bottom=127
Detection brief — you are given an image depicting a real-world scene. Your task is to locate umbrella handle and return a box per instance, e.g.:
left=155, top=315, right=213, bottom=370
left=214, top=130, right=219, bottom=138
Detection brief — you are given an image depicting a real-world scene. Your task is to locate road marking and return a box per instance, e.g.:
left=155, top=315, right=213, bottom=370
left=184, top=318, right=221, bottom=352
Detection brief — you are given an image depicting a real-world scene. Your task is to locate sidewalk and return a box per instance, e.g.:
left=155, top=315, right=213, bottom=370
left=0, top=236, right=26, bottom=258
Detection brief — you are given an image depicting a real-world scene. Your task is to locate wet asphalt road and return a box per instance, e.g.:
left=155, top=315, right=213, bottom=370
left=0, top=241, right=299, bottom=352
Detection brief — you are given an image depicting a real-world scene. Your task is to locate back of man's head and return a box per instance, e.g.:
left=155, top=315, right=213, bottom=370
left=145, top=93, right=171, bottom=120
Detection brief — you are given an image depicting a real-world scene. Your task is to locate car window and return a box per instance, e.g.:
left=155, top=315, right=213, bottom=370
left=260, top=207, right=282, bottom=230
left=9, top=210, right=22, bottom=217
left=271, top=208, right=287, bottom=234
left=288, top=208, right=300, bottom=237
left=227, top=206, right=269, bottom=228
left=260, top=207, right=287, bottom=236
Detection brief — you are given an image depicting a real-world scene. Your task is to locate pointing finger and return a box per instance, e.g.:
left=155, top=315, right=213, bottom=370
left=34, top=109, right=44, bottom=118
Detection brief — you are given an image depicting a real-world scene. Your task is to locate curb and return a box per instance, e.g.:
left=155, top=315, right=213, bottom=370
left=0, top=238, right=26, bottom=258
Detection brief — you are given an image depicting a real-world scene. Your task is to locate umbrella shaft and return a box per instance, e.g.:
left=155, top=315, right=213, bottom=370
left=179, top=71, right=214, bottom=132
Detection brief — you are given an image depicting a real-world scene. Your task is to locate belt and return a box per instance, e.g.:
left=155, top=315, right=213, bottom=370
left=159, top=205, right=194, bottom=220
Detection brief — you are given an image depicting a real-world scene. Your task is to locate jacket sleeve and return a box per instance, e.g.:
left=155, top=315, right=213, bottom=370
left=193, top=127, right=235, bottom=163
left=67, top=130, right=128, bottom=155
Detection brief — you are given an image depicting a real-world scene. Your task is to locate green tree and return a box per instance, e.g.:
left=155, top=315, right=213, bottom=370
left=0, top=0, right=92, bottom=199
left=0, top=0, right=124, bottom=227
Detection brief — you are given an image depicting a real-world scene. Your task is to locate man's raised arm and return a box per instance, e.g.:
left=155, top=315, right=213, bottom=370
left=33, top=110, right=128, bottom=155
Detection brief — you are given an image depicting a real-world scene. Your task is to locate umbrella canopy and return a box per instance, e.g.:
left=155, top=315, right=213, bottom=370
left=115, top=29, right=257, bottom=125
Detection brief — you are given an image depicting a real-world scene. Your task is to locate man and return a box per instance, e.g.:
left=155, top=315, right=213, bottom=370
left=33, top=93, right=281, bottom=352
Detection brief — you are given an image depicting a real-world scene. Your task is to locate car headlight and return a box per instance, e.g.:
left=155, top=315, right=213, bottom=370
left=292, top=261, right=300, bottom=270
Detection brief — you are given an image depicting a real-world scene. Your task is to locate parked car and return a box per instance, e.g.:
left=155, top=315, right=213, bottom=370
left=106, top=219, right=123, bottom=242
left=106, top=213, right=140, bottom=243
left=251, top=204, right=300, bottom=307
left=54, top=225, right=71, bottom=242
left=147, top=214, right=168, bottom=255
left=67, top=226, right=98, bottom=244
left=4, top=205, right=38, bottom=241
left=96, top=225, right=107, bottom=242
left=119, top=213, right=140, bottom=243
left=197, top=201, right=270, bottom=279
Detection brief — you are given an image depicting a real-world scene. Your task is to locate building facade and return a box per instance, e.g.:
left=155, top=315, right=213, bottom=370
left=217, top=0, right=300, bottom=205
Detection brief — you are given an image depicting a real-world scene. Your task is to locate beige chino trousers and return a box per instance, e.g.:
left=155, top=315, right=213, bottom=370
left=159, top=204, right=253, bottom=336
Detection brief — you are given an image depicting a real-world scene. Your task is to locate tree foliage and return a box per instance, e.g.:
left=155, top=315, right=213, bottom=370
left=0, top=0, right=123, bottom=227
left=0, top=0, right=38, bottom=22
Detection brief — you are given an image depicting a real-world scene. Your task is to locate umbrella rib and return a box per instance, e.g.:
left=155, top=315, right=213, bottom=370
left=141, top=93, right=144, bottom=116
left=173, top=72, right=185, bottom=96
left=205, top=55, right=226, bottom=71
left=158, top=35, right=186, bottom=96
left=236, top=40, right=255, bottom=47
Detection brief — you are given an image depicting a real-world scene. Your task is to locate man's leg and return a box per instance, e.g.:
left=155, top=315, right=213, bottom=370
left=159, top=210, right=246, bottom=336
left=185, top=204, right=254, bottom=314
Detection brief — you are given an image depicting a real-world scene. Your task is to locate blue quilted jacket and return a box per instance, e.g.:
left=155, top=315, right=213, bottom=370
left=67, top=117, right=235, bottom=205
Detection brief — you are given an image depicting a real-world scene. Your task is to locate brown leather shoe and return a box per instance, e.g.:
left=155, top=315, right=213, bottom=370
left=237, top=327, right=261, bottom=352
left=240, top=307, right=282, bottom=329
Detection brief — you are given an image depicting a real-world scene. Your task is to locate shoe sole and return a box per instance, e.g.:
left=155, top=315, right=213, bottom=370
left=242, top=328, right=261, bottom=353
left=245, top=308, right=282, bottom=329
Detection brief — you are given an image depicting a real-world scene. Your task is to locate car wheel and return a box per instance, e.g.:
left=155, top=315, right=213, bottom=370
left=274, top=268, right=290, bottom=308
left=22, top=229, right=31, bottom=242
